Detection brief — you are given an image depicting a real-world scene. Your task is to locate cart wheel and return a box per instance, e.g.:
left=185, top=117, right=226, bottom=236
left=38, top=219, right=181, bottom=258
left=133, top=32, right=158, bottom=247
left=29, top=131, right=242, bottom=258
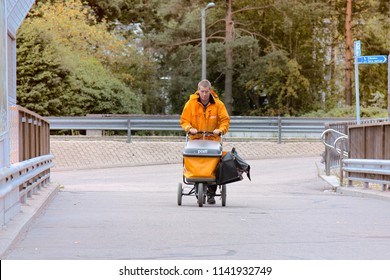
left=221, top=184, right=227, bottom=207
left=197, top=183, right=204, bottom=207
left=177, top=183, right=183, bottom=206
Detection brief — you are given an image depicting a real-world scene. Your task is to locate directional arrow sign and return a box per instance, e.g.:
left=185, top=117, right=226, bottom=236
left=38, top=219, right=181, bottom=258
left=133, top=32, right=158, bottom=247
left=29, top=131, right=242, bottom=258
left=357, top=55, right=388, bottom=64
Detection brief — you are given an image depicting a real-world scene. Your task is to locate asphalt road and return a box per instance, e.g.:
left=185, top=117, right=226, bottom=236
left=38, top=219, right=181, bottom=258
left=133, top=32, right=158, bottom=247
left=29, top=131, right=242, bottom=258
left=4, top=157, right=390, bottom=260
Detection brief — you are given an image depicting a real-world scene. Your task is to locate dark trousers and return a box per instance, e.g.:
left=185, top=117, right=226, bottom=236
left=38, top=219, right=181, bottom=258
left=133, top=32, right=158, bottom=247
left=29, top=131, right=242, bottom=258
left=207, top=184, right=217, bottom=195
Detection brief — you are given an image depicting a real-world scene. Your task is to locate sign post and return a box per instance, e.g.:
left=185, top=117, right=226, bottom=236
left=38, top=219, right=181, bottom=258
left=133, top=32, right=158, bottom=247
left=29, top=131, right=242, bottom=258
left=389, top=53, right=390, bottom=118
left=354, top=40, right=388, bottom=125
left=354, top=40, right=361, bottom=124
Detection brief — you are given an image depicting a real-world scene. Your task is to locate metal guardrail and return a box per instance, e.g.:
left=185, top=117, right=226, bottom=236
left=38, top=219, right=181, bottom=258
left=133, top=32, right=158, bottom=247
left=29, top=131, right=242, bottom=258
left=343, top=159, right=390, bottom=191
left=0, top=155, right=54, bottom=201
left=0, top=155, right=54, bottom=224
left=46, top=115, right=347, bottom=143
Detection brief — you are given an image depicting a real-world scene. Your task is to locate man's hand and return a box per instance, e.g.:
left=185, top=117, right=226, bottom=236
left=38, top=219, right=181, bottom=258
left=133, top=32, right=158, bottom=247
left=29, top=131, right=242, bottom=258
left=213, top=129, right=221, bottom=135
left=189, top=128, right=198, bottom=135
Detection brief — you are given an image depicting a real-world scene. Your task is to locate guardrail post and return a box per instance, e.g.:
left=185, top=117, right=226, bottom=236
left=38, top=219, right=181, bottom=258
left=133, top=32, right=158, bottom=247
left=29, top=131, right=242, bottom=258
left=277, top=116, right=282, bottom=144
left=127, top=119, right=131, bottom=143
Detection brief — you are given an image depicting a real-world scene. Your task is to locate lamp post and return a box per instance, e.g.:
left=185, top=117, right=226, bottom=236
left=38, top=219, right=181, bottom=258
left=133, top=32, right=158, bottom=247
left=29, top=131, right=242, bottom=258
left=201, top=2, right=215, bottom=80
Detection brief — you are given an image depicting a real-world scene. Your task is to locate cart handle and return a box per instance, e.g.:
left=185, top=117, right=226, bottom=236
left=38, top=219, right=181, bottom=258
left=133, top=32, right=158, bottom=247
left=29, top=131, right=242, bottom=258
left=186, top=130, right=223, bottom=144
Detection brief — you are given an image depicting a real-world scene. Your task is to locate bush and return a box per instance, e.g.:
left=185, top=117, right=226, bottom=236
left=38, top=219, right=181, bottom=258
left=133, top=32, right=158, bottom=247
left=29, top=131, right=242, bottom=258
left=304, top=105, right=388, bottom=118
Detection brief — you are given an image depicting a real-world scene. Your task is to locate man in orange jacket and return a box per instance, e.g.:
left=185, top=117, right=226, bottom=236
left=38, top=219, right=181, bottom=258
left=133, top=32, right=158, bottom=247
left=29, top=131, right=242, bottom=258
left=180, top=79, right=230, bottom=204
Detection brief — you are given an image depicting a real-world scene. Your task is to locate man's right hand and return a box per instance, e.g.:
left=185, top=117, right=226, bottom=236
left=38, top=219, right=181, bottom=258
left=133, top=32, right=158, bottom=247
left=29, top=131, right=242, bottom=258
left=189, top=128, right=198, bottom=134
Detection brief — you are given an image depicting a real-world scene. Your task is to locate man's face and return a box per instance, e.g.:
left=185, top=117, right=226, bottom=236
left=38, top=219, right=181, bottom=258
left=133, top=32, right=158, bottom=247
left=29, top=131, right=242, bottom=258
left=198, top=86, right=211, bottom=104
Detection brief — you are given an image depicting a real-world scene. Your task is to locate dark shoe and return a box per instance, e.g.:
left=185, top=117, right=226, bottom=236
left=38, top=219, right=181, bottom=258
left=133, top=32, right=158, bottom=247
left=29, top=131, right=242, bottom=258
left=207, top=195, right=216, bottom=204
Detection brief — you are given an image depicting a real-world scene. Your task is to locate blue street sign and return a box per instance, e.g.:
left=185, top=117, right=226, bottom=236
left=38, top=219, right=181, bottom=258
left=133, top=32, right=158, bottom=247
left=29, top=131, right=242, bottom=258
left=357, top=55, right=387, bottom=64
left=354, top=40, right=361, bottom=57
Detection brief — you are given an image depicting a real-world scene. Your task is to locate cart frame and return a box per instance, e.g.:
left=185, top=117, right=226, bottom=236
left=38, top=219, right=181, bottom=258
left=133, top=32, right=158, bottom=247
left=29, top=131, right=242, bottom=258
left=177, top=131, right=227, bottom=207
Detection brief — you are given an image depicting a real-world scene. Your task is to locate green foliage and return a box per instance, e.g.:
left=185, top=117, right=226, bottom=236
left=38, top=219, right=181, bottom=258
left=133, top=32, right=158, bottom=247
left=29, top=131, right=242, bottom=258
left=149, top=0, right=333, bottom=116
left=368, top=91, right=386, bottom=108
left=17, top=24, right=69, bottom=116
left=304, top=105, right=387, bottom=118
left=17, top=0, right=143, bottom=116
left=85, top=0, right=163, bottom=32
left=241, top=50, right=316, bottom=116
left=357, top=13, right=388, bottom=107
left=65, top=55, right=142, bottom=115
left=17, top=0, right=390, bottom=118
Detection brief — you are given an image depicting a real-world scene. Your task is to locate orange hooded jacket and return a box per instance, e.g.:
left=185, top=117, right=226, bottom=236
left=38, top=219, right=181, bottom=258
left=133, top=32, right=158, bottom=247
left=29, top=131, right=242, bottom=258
left=180, top=89, right=230, bottom=140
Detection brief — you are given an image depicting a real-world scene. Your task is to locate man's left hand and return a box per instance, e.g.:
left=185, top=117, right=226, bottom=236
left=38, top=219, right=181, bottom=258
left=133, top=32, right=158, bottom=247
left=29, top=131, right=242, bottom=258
left=213, top=129, right=221, bottom=135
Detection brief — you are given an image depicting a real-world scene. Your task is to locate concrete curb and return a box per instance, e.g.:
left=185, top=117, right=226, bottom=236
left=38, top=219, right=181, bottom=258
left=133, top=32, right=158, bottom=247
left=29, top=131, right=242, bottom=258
left=0, top=183, right=59, bottom=259
left=320, top=175, right=390, bottom=202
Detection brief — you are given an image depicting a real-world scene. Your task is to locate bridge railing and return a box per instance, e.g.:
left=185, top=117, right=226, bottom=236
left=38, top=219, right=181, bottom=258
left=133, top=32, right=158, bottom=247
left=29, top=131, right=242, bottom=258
left=0, top=106, right=52, bottom=226
left=343, top=121, right=390, bottom=190
left=320, top=118, right=390, bottom=192
left=10, top=105, right=50, bottom=163
left=320, top=118, right=388, bottom=175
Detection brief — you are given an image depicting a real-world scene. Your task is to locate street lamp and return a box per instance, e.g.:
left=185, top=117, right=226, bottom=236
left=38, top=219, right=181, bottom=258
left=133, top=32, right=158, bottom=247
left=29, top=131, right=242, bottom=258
left=201, top=2, right=216, bottom=80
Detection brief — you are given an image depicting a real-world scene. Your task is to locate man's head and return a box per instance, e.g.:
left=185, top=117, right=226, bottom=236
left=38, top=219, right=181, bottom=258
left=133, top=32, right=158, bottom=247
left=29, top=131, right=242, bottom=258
left=197, top=79, right=212, bottom=104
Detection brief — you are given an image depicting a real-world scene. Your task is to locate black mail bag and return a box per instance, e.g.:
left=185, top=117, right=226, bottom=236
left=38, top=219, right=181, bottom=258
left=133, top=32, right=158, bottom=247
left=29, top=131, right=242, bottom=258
left=216, top=147, right=251, bottom=185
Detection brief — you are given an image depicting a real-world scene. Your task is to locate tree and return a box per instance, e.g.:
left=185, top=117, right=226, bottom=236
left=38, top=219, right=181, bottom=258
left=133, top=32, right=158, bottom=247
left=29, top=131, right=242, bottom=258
left=17, top=25, right=69, bottom=116
left=224, top=0, right=233, bottom=115
left=242, top=50, right=312, bottom=116
left=223, top=0, right=328, bottom=115
left=355, top=0, right=389, bottom=107
left=17, top=0, right=143, bottom=116
left=21, top=0, right=390, bottom=117
left=345, top=0, right=353, bottom=106
left=84, top=0, right=163, bottom=33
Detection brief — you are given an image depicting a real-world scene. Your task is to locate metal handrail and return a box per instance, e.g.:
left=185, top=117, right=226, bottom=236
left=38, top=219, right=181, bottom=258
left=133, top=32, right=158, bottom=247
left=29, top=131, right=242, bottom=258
left=334, top=135, right=349, bottom=158
left=320, top=128, right=349, bottom=176
left=320, top=128, right=348, bottom=157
